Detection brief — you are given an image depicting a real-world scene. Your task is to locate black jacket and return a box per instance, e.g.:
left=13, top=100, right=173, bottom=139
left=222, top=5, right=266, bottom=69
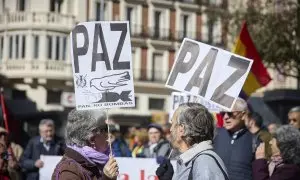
left=214, top=128, right=260, bottom=180
left=20, top=136, right=65, bottom=180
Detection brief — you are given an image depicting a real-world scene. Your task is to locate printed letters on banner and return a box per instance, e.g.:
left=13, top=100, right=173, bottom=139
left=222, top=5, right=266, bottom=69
left=70, top=21, right=135, bottom=110
left=169, top=92, right=222, bottom=121
left=166, top=38, right=253, bottom=111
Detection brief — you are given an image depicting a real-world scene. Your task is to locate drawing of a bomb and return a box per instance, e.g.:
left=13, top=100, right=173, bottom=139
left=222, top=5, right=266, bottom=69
left=76, top=74, right=87, bottom=88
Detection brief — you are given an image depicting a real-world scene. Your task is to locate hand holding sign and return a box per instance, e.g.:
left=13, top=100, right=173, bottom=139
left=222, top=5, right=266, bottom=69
left=70, top=21, right=135, bottom=110
left=166, top=38, right=253, bottom=111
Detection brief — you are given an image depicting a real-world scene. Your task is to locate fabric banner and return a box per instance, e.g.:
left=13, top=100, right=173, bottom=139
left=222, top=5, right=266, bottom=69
left=40, top=156, right=176, bottom=180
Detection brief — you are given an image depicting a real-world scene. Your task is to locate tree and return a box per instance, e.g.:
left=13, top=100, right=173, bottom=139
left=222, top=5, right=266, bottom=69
left=230, top=0, right=300, bottom=88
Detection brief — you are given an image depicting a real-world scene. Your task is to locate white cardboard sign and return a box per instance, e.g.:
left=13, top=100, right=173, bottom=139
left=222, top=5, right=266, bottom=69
left=70, top=21, right=135, bottom=110
left=40, top=156, right=176, bottom=180
left=170, top=92, right=222, bottom=121
left=166, top=38, right=253, bottom=111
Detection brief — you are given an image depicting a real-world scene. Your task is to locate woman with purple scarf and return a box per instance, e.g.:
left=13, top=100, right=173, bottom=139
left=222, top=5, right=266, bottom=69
left=253, top=125, right=300, bottom=180
left=52, top=109, right=119, bottom=180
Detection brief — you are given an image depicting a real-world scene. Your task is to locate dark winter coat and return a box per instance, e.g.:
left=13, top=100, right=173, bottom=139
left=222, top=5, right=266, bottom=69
left=253, top=159, right=300, bottom=180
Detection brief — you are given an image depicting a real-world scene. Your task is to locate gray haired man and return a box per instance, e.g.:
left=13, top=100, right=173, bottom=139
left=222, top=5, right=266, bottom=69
left=288, top=106, right=300, bottom=130
left=156, top=103, right=228, bottom=180
left=20, top=119, right=65, bottom=180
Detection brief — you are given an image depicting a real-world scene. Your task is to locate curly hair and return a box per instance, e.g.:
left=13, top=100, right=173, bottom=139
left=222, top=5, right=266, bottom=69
left=65, top=109, right=107, bottom=147
left=274, top=125, right=300, bottom=165
left=176, top=103, right=215, bottom=146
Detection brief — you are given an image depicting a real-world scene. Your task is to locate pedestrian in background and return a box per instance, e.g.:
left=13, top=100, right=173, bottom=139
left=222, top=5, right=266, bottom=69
left=288, top=106, right=300, bottom=130
left=20, top=119, right=65, bottom=180
left=253, top=125, right=300, bottom=180
left=245, top=112, right=272, bottom=160
left=214, top=98, right=260, bottom=180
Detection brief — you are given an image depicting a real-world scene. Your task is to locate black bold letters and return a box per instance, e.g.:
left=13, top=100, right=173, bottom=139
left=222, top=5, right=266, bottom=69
left=72, top=25, right=89, bottom=73
left=92, top=23, right=110, bottom=71
left=111, top=23, right=129, bottom=70
left=184, top=48, right=218, bottom=96
left=167, top=41, right=200, bottom=86
left=210, top=55, right=250, bottom=108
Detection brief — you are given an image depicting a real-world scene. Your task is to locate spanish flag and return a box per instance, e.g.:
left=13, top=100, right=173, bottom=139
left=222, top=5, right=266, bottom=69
left=216, top=22, right=271, bottom=127
left=233, top=22, right=272, bottom=99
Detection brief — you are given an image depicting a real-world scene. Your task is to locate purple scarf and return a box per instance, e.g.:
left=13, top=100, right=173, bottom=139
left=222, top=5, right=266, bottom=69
left=67, top=145, right=109, bottom=165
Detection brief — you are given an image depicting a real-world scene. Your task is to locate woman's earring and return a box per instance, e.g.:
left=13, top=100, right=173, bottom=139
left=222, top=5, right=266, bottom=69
left=91, top=143, right=96, bottom=149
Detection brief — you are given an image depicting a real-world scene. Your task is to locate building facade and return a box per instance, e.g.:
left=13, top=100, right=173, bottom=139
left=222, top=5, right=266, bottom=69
left=0, top=0, right=227, bottom=125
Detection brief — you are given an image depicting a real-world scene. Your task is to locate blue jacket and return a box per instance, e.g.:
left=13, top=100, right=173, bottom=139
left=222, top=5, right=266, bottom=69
left=20, top=136, right=65, bottom=180
left=214, top=128, right=260, bottom=180
left=112, top=138, right=131, bottom=157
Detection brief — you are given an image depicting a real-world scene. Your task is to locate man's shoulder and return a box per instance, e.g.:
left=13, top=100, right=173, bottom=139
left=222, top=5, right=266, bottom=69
left=28, top=136, right=41, bottom=144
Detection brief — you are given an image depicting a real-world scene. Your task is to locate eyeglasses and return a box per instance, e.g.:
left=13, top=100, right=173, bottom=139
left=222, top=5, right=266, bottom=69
left=220, top=112, right=234, bottom=118
left=220, top=111, right=244, bottom=118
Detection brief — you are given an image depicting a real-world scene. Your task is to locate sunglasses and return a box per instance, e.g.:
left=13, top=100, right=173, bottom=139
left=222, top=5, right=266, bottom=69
left=220, top=112, right=234, bottom=118
left=220, top=111, right=245, bottom=118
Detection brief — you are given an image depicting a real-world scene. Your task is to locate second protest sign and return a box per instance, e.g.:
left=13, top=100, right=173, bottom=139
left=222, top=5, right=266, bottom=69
left=166, top=38, right=253, bottom=111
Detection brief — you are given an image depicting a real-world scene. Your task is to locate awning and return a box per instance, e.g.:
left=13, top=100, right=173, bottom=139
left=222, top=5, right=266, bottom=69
left=0, top=99, right=38, bottom=119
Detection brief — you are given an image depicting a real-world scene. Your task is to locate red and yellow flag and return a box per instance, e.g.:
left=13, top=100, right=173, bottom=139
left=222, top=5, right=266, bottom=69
left=216, top=22, right=272, bottom=127
left=233, top=21, right=272, bottom=99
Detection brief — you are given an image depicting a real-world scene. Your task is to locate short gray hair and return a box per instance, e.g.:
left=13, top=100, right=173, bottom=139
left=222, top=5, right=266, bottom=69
left=39, top=119, right=55, bottom=129
left=289, top=106, right=300, bottom=113
left=66, top=109, right=107, bottom=147
left=175, top=103, right=215, bottom=146
left=274, top=125, right=300, bottom=165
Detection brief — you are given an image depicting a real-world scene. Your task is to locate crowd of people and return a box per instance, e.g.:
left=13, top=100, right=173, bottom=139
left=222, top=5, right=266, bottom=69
left=0, top=98, right=299, bottom=179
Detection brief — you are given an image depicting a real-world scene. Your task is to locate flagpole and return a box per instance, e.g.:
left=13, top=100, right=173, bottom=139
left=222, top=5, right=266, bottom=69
left=0, top=87, right=9, bottom=133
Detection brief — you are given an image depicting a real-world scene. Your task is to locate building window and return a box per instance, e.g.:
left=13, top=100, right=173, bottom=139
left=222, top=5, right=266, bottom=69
left=21, top=35, right=26, bottom=58
left=15, top=35, right=19, bottom=59
left=33, top=35, right=39, bottom=59
left=208, top=18, right=221, bottom=45
left=62, top=37, right=66, bottom=60
left=152, top=53, right=164, bottom=81
left=126, top=7, right=133, bottom=22
left=18, top=0, right=25, bottom=11
left=50, top=0, right=62, bottom=13
left=179, top=14, right=189, bottom=39
left=47, top=89, right=62, bottom=104
left=0, top=36, right=3, bottom=61
left=47, top=36, right=52, bottom=59
left=149, top=98, right=165, bottom=110
left=9, top=36, right=12, bottom=59
left=55, top=36, right=60, bottom=60
left=154, top=11, right=161, bottom=38
left=96, top=2, right=106, bottom=21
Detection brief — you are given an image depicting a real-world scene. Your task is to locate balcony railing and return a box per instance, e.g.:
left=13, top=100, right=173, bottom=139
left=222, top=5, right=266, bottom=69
left=0, top=60, right=72, bottom=80
left=133, top=69, right=168, bottom=83
left=0, top=12, right=76, bottom=31
left=128, top=24, right=201, bottom=42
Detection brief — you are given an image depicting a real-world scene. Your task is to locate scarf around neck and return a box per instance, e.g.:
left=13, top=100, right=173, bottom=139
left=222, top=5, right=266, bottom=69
left=67, top=145, right=109, bottom=166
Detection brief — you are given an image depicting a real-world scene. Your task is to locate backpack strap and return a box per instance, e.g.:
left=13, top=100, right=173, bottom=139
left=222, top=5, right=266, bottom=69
left=188, top=152, right=229, bottom=180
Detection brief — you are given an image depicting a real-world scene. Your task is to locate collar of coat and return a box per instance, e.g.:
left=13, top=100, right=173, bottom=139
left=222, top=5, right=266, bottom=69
left=178, top=140, right=213, bottom=165
left=64, top=147, right=99, bottom=169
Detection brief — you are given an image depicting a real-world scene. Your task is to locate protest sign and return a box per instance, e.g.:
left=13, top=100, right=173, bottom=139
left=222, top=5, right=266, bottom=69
left=39, top=156, right=176, bottom=180
left=70, top=21, right=135, bottom=110
left=169, top=92, right=222, bottom=121
left=166, top=38, right=253, bottom=111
